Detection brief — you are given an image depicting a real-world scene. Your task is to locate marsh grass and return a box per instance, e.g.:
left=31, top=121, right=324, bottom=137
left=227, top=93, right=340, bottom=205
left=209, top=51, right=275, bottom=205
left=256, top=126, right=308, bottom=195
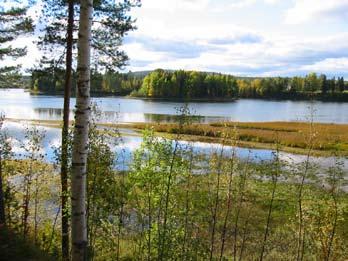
left=128, top=121, right=348, bottom=156
left=8, top=118, right=348, bottom=156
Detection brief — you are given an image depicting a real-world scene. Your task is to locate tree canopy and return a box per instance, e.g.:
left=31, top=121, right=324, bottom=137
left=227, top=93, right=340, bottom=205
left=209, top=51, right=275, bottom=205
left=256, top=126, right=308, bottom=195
left=37, top=0, right=140, bottom=73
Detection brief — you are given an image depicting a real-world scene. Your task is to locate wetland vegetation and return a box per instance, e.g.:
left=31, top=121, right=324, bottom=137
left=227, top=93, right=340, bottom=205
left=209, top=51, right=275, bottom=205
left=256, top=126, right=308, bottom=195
left=1, top=111, right=348, bottom=260
left=9, top=118, right=348, bottom=156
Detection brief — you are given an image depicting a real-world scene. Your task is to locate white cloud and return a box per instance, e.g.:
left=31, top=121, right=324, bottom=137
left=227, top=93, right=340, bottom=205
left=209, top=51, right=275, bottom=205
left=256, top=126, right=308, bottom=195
left=212, top=0, right=279, bottom=10
left=227, top=0, right=257, bottom=9
left=141, top=0, right=210, bottom=11
left=264, top=0, right=280, bottom=4
left=301, top=57, right=348, bottom=73
left=124, top=29, right=348, bottom=77
left=285, top=0, right=348, bottom=24
left=122, top=42, right=167, bottom=62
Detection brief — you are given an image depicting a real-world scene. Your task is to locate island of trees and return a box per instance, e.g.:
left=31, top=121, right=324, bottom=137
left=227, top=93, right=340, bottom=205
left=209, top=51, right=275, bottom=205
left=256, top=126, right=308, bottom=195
left=29, top=68, right=347, bottom=101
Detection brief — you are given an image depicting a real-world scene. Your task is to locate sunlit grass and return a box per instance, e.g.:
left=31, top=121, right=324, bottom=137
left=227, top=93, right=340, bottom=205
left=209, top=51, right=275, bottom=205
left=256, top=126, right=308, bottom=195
left=128, top=121, right=348, bottom=156
left=6, top=118, right=348, bottom=156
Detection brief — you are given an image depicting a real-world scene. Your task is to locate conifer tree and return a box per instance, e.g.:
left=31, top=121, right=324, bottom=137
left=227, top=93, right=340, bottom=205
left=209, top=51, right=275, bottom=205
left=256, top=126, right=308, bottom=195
left=0, top=2, right=33, bottom=86
left=0, top=1, right=33, bottom=225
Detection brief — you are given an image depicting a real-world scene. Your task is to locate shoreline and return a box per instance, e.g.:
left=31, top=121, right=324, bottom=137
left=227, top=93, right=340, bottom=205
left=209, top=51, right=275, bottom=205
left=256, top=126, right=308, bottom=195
left=6, top=118, right=348, bottom=157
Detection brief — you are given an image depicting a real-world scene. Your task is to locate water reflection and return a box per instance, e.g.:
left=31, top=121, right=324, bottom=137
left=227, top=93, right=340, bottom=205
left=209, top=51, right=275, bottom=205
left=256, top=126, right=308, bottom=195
left=5, top=107, right=228, bottom=124
left=96, top=110, right=229, bottom=123
left=3, top=122, right=348, bottom=173
left=142, top=113, right=228, bottom=123
left=4, top=122, right=61, bottom=161
left=4, top=122, right=275, bottom=165
left=2, top=89, right=348, bottom=123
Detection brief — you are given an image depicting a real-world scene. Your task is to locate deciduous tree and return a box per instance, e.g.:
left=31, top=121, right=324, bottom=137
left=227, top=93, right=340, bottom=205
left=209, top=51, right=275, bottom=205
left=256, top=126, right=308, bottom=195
left=71, top=0, right=93, bottom=259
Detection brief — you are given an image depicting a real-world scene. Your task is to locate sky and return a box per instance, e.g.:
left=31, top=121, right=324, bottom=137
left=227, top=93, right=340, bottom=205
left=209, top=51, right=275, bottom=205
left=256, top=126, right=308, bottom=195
left=3, top=0, right=348, bottom=77
left=120, top=0, right=348, bottom=77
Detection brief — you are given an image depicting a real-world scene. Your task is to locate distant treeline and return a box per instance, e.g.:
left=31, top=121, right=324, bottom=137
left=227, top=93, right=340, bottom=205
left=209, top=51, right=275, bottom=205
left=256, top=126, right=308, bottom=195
left=29, top=68, right=348, bottom=100
left=29, top=68, right=142, bottom=95
left=135, top=69, right=347, bottom=100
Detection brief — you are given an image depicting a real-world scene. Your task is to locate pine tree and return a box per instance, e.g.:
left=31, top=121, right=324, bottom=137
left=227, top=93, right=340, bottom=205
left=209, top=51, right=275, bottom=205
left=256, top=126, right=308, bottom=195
left=0, top=2, right=34, bottom=86
left=38, top=0, right=140, bottom=73
left=338, top=77, right=344, bottom=93
left=320, top=74, right=327, bottom=95
left=0, top=1, right=33, bottom=225
left=331, top=77, right=336, bottom=94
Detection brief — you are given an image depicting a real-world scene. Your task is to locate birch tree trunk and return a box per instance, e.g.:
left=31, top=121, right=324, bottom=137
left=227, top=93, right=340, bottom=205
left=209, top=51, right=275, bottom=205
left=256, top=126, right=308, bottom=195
left=71, top=0, right=93, bottom=260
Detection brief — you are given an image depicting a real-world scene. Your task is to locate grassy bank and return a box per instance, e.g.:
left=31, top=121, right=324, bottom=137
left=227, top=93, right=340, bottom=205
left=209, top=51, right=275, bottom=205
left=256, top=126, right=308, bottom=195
left=6, top=118, right=348, bottom=156
left=119, top=121, right=348, bottom=157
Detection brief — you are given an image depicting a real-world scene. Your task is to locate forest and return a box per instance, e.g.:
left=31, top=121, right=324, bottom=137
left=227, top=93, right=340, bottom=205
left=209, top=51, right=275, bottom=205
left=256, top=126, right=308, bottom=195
left=29, top=68, right=348, bottom=100
left=1, top=0, right=348, bottom=260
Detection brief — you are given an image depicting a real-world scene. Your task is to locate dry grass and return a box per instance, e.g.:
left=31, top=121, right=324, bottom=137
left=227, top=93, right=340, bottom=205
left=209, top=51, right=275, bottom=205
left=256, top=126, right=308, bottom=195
left=6, top=118, right=348, bottom=156
left=128, top=121, right=348, bottom=156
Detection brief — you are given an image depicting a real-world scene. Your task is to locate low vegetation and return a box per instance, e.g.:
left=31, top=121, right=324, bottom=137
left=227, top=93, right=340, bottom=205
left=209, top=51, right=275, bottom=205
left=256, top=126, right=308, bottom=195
left=7, top=118, right=348, bottom=156
left=0, top=226, right=54, bottom=260
left=118, top=121, right=348, bottom=156
left=1, top=113, right=348, bottom=260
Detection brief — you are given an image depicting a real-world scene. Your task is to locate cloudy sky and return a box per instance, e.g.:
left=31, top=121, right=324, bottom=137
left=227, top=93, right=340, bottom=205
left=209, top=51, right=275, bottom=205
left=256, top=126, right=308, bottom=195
left=120, top=0, right=348, bottom=77
left=3, top=0, right=348, bottom=77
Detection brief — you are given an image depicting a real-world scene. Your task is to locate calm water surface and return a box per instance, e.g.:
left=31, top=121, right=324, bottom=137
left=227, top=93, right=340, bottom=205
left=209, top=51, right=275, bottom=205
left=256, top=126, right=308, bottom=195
left=2, top=89, right=348, bottom=123
left=2, top=89, right=348, bottom=173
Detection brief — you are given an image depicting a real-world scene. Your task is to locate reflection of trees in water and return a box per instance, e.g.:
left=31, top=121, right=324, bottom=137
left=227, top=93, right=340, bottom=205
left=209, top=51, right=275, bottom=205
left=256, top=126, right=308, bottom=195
left=32, top=108, right=230, bottom=123
left=143, top=113, right=228, bottom=123
left=34, top=108, right=65, bottom=120
left=97, top=111, right=210, bottom=123
left=144, top=114, right=189, bottom=123
left=99, top=111, right=121, bottom=123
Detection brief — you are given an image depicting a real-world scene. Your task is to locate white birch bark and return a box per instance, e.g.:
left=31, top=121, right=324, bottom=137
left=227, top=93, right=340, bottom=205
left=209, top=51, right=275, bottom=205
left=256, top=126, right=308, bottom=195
left=71, top=0, right=93, bottom=260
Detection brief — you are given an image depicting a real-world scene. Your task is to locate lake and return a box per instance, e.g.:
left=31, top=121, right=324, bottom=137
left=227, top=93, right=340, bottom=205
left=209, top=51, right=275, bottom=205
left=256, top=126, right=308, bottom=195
left=4, top=121, right=347, bottom=173
left=1, top=88, right=348, bottom=175
left=1, top=88, right=348, bottom=123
